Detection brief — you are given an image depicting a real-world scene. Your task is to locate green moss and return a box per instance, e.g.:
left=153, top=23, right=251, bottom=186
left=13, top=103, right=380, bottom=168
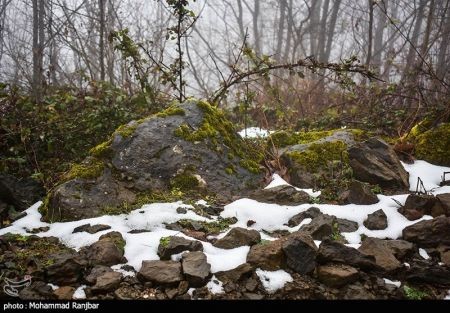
left=112, top=237, right=126, bottom=254
left=225, top=166, right=236, bottom=175
left=170, top=172, right=200, bottom=191
left=177, top=217, right=238, bottom=235
left=64, top=158, right=105, bottom=181
left=285, top=141, right=349, bottom=173
left=155, top=105, right=185, bottom=118
left=413, top=123, right=450, bottom=166
left=89, top=139, right=113, bottom=158
left=403, top=285, right=428, bottom=300
left=239, top=159, right=261, bottom=174
left=159, top=236, right=171, bottom=248
left=114, top=123, right=138, bottom=138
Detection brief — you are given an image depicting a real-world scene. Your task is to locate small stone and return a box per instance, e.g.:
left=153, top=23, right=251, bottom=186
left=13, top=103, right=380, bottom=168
left=317, top=264, right=359, bottom=287
left=213, top=227, right=261, bottom=249
left=364, top=209, right=388, bottom=230
left=176, top=207, right=187, bottom=214
left=54, top=286, right=75, bottom=300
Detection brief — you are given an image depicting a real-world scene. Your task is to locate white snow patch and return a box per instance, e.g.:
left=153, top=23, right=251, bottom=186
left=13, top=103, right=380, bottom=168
left=203, top=243, right=249, bottom=273
left=195, top=200, right=209, bottom=206
left=445, top=291, right=450, bottom=300
left=265, top=174, right=321, bottom=197
left=419, top=248, right=430, bottom=260
left=170, top=251, right=188, bottom=262
left=256, top=269, right=293, bottom=293
left=47, top=284, right=59, bottom=291
left=238, top=127, right=273, bottom=139
left=111, top=265, right=135, bottom=277
left=383, top=278, right=401, bottom=288
left=402, top=161, right=450, bottom=194
left=187, top=288, right=195, bottom=297
left=207, top=276, right=224, bottom=294
left=73, top=285, right=87, bottom=299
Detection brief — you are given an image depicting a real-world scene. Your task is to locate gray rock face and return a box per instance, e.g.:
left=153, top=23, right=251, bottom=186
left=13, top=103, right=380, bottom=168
left=405, top=260, right=450, bottom=286
left=215, top=263, right=254, bottom=284
left=348, top=138, right=409, bottom=191
left=213, top=227, right=261, bottom=249
left=300, top=214, right=336, bottom=240
left=91, top=271, right=123, bottom=293
left=84, top=265, right=114, bottom=285
left=247, top=240, right=285, bottom=271
left=181, top=251, right=211, bottom=287
left=157, top=236, right=203, bottom=260
left=347, top=180, right=379, bottom=205
left=73, top=224, right=111, bottom=234
left=250, top=185, right=310, bottom=206
left=337, top=219, right=359, bottom=233
left=282, top=232, right=318, bottom=274
left=317, top=239, right=378, bottom=271
left=0, top=174, right=45, bottom=211
left=383, top=240, right=415, bottom=260
left=288, top=207, right=321, bottom=227
left=80, top=232, right=126, bottom=266
left=364, top=209, right=388, bottom=230
left=47, top=101, right=263, bottom=222
left=45, top=252, right=84, bottom=285
left=138, top=260, right=183, bottom=285
left=399, top=194, right=437, bottom=221
left=434, top=194, right=450, bottom=217
left=402, top=216, right=450, bottom=247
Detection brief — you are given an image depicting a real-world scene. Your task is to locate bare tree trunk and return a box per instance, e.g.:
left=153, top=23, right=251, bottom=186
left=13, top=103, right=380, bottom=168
left=366, top=0, right=374, bottom=67
left=0, top=0, right=11, bottom=66
left=99, top=0, right=106, bottom=81
left=236, top=0, right=245, bottom=40
left=106, top=0, right=115, bottom=85
left=283, top=0, right=293, bottom=62
left=317, top=0, right=330, bottom=62
left=418, top=0, right=435, bottom=70
left=32, top=0, right=45, bottom=103
left=275, top=0, right=287, bottom=62
left=309, top=0, right=322, bottom=56
left=437, top=1, right=450, bottom=80
left=324, top=0, right=341, bottom=63
left=383, top=0, right=399, bottom=80
left=373, top=0, right=389, bottom=73
left=252, top=1, right=261, bottom=54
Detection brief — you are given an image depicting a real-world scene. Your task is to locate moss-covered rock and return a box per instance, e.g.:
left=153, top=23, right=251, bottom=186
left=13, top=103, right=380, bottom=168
left=45, top=100, right=264, bottom=222
left=412, top=123, right=450, bottom=167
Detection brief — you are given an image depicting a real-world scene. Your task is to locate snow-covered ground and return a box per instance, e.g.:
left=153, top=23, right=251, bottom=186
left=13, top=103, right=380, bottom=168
left=238, top=127, right=274, bottom=139
left=1, top=160, right=449, bottom=294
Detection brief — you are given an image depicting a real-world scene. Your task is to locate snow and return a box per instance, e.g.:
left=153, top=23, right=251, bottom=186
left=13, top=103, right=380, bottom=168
left=47, top=284, right=59, bottom=291
left=419, top=248, right=430, bottom=260
left=255, top=269, right=293, bottom=293
left=206, top=276, right=224, bottom=294
left=265, top=174, right=321, bottom=197
left=1, top=159, right=450, bottom=293
left=111, top=264, right=135, bottom=277
left=238, top=127, right=273, bottom=139
left=383, top=278, right=401, bottom=288
left=73, top=285, right=87, bottom=299
left=445, top=291, right=450, bottom=300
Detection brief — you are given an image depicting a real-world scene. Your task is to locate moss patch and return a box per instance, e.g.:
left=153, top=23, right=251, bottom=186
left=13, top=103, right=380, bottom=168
left=176, top=217, right=238, bottom=235
left=170, top=172, right=200, bottom=191
left=155, top=105, right=185, bottom=118
left=159, top=236, right=171, bottom=248
left=64, top=158, right=105, bottom=181
left=89, top=139, right=113, bottom=158
left=412, top=123, right=450, bottom=166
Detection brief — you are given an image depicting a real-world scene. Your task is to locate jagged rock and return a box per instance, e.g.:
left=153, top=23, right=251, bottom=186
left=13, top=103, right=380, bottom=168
left=249, top=185, right=310, bottom=205
left=402, top=216, right=450, bottom=247
left=341, top=282, right=375, bottom=300
left=282, top=232, right=318, bottom=274
left=215, top=263, right=254, bottom=284
left=358, top=238, right=401, bottom=272
left=54, top=286, right=75, bottom=300
left=337, top=218, right=359, bottom=232
left=0, top=174, right=45, bottom=211
left=287, top=207, right=321, bottom=227
left=300, top=214, right=336, bottom=240
left=405, top=260, right=450, bottom=286
left=181, top=251, right=211, bottom=287
left=364, top=209, right=388, bottom=230
left=213, top=227, right=261, bottom=249
left=84, top=265, right=114, bottom=285
left=91, top=271, right=123, bottom=293
left=383, top=240, right=415, bottom=260
left=18, top=281, right=56, bottom=300
left=47, top=101, right=263, bottom=221
left=317, top=239, right=378, bottom=271
left=157, top=236, right=203, bottom=260
left=348, top=138, right=409, bottom=191
left=247, top=239, right=285, bottom=271
left=80, top=232, right=126, bottom=266
left=317, top=264, right=359, bottom=287
left=433, top=194, right=450, bottom=217
left=399, top=194, right=437, bottom=221
left=346, top=180, right=379, bottom=205
left=138, top=260, right=183, bottom=285
left=45, top=252, right=84, bottom=285
left=440, top=249, right=450, bottom=266
left=73, top=224, right=111, bottom=234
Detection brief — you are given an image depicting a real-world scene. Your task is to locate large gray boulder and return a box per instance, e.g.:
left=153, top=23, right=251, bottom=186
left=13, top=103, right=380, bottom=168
left=45, top=101, right=263, bottom=221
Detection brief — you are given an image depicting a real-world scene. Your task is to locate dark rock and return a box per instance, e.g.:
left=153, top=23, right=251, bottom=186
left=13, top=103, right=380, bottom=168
left=165, top=288, right=178, bottom=299
left=176, top=207, right=187, bottom=214
left=300, top=214, right=336, bottom=240
left=399, top=194, right=437, bottom=221
left=358, top=238, right=401, bottom=272
left=127, top=229, right=150, bottom=234
left=317, top=264, right=359, bottom=287
left=0, top=174, right=45, bottom=211
left=341, top=282, right=375, bottom=300
left=91, top=271, right=123, bottom=293
left=182, top=251, right=211, bottom=287
left=47, top=101, right=263, bottom=221
left=213, top=227, right=261, bottom=249
left=177, top=281, right=190, bottom=295
left=247, top=239, right=285, bottom=271
left=282, top=232, right=318, bottom=274
left=84, top=265, right=114, bottom=285
left=244, top=293, right=265, bottom=300
left=46, top=252, right=84, bottom=285
left=18, top=281, right=56, bottom=300
left=157, top=236, right=203, bottom=260
left=347, top=180, right=379, bottom=205
left=405, top=260, right=450, bottom=286
left=402, top=216, right=450, bottom=247
left=138, top=260, right=183, bottom=285
left=54, top=286, right=75, bottom=300
left=80, top=233, right=126, bottom=266
left=73, top=224, right=111, bottom=234
left=337, top=218, right=359, bottom=233
left=215, top=263, right=254, bottom=284
left=364, top=209, right=388, bottom=230
left=250, top=185, right=310, bottom=205
left=383, top=240, right=415, bottom=260
left=433, top=193, right=450, bottom=217
left=440, top=249, right=450, bottom=266
left=348, top=138, right=409, bottom=191
left=287, top=207, right=321, bottom=227
left=317, top=239, right=378, bottom=271
left=29, top=226, right=50, bottom=234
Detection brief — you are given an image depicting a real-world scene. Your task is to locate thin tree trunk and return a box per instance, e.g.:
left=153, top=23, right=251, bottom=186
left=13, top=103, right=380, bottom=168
left=32, top=0, right=45, bottom=103
left=373, top=0, right=389, bottom=73
left=366, top=0, right=374, bottom=67
left=253, top=1, right=261, bottom=54
left=309, top=0, right=322, bottom=57
left=275, top=0, right=287, bottom=62
left=99, top=0, right=105, bottom=81
left=324, top=0, right=341, bottom=63
left=317, top=0, right=330, bottom=62
left=437, top=1, right=450, bottom=80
